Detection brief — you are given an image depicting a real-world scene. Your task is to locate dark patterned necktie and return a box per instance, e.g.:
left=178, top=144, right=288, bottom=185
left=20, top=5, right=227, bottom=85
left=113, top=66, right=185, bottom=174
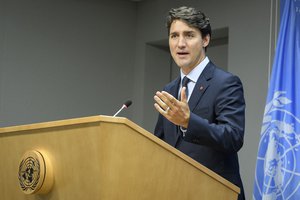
left=180, top=76, right=190, bottom=100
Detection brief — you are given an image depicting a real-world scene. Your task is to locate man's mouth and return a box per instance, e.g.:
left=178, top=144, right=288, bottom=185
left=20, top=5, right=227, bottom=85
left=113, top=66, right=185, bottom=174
left=177, top=52, right=189, bottom=55
left=177, top=52, right=189, bottom=57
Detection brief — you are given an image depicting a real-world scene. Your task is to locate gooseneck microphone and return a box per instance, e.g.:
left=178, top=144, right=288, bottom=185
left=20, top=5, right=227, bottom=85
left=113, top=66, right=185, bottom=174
left=113, top=100, right=132, bottom=117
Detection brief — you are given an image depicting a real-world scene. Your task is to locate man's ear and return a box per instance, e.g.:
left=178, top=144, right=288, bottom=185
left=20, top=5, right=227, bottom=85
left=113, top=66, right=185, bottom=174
left=203, top=35, right=210, bottom=48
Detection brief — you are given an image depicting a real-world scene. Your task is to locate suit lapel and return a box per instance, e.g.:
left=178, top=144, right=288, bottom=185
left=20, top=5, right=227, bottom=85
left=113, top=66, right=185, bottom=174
left=169, top=77, right=181, bottom=99
left=188, top=62, right=215, bottom=111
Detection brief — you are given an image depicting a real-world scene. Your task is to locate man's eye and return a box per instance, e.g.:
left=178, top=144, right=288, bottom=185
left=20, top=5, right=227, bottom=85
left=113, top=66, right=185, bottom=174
left=186, top=34, right=194, bottom=38
left=170, top=34, right=178, bottom=39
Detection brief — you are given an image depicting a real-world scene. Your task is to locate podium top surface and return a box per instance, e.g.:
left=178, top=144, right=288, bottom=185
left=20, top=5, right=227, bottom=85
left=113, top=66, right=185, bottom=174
left=0, top=115, right=122, bottom=134
left=0, top=115, right=240, bottom=194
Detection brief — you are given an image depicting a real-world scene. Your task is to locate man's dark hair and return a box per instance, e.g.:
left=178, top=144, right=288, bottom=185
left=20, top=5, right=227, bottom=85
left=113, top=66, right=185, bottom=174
left=166, top=6, right=211, bottom=38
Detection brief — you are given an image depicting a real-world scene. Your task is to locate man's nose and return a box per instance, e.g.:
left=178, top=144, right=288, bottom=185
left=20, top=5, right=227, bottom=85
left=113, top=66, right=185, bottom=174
left=178, top=36, right=186, bottom=48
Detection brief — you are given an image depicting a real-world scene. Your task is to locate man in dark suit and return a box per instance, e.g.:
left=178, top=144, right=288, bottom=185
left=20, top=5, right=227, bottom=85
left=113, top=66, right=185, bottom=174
left=154, top=6, right=245, bottom=200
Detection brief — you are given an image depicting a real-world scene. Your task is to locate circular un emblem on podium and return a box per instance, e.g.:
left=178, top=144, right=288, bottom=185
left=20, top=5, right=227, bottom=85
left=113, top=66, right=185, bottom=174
left=18, top=150, right=53, bottom=194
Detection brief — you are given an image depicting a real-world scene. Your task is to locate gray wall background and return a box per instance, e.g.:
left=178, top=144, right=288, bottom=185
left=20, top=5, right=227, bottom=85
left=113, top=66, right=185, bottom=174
left=0, top=0, right=137, bottom=126
left=0, top=0, right=278, bottom=198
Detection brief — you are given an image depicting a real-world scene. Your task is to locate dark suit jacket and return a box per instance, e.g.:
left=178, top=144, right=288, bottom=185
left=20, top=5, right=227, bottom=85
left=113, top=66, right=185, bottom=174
left=154, top=62, right=245, bottom=200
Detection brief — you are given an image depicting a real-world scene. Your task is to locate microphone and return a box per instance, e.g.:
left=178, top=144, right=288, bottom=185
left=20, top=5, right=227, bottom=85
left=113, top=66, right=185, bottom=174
left=113, top=100, right=132, bottom=117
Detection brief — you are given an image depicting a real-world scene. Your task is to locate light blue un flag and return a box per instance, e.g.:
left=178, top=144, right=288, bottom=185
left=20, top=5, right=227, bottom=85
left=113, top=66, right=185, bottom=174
left=253, top=0, right=300, bottom=199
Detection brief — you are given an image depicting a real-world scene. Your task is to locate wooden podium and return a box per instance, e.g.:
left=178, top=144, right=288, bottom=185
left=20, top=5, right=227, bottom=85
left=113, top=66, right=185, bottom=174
left=0, top=115, right=240, bottom=200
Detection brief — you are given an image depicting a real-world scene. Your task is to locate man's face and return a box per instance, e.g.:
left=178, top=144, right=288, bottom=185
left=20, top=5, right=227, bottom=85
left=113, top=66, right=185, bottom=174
left=169, top=20, right=210, bottom=74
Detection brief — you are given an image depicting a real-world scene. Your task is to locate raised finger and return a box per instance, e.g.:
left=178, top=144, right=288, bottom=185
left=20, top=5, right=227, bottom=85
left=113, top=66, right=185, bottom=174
left=154, top=93, right=168, bottom=109
left=180, top=87, right=188, bottom=103
left=161, top=91, right=178, bottom=108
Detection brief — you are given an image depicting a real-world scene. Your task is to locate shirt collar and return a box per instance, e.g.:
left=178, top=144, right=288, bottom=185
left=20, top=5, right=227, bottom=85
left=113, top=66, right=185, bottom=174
left=180, top=57, right=210, bottom=83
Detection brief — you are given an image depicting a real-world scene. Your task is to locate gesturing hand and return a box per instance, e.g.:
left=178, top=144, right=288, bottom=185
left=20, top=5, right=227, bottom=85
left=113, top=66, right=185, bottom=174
left=154, top=87, right=190, bottom=128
